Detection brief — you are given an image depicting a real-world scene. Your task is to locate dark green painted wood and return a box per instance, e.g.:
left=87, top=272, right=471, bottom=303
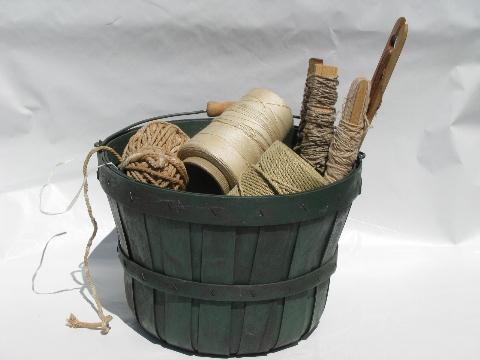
left=152, top=218, right=193, bottom=350
left=190, top=223, right=203, bottom=352
left=144, top=215, right=166, bottom=340
left=98, top=118, right=363, bottom=356
left=239, top=224, right=298, bottom=354
left=117, top=205, right=156, bottom=336
left=197, top=226, right=235, bottom=355
left=107, top=197, right=135, bottom=312
left=229, top=227, right=258, bottom=355
left=308, top=207, right=351, bottom=332
left=107, top=198, right=129, bottom=256
left=276, top=214, right=337, bottom=347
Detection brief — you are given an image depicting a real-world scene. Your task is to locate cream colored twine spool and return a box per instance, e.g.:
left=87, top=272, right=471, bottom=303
left=178, top=88, right=293, bottom=193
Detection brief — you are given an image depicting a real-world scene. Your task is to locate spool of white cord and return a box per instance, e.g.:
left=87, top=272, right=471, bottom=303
left=178, top=88, right=293, bottom=194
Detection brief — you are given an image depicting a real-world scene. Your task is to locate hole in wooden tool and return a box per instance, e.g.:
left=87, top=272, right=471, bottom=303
left=390, top=34, right=397, bottom=48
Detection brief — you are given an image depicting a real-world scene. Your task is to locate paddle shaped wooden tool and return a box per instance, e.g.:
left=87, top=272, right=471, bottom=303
left=206, top=18, right=408, bottom=120
left=366, top=17, right=408, bottom=122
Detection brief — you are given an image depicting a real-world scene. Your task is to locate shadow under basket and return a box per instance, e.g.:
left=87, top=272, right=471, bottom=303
left=96, top=114, right=363, bottom=356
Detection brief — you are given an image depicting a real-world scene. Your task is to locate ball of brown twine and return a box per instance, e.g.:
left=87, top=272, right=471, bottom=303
left=119, top=121, right=190, bottom=190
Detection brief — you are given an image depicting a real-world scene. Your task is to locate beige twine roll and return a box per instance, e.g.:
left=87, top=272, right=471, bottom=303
left=229, top=78, right=370, bottom=196
left=67, top=120, right=188, bottom=334
left=229, top=141, right=325, bottom=196
left=178, top=88, right=293, bottom=193
left=120, top=120, right=190, bottom=190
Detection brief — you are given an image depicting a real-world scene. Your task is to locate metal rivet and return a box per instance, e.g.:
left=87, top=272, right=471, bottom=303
left=258, top=209, right=264, bottom=217
left=129, top=192, right=134, bottom=201
left=141, top=272, right=145, bottom=281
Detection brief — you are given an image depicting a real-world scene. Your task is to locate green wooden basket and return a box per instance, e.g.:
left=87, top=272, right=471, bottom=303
left=96, top=112, right=363, bottom=356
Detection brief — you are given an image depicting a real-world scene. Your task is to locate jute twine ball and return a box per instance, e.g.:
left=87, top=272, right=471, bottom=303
left=118, top=121, right=190, bottom=190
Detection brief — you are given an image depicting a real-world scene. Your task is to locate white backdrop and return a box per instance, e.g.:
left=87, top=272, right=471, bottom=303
left=1, top=1, right=479, bottom=359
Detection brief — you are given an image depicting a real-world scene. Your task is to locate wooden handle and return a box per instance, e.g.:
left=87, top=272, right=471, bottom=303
left=206, top=101, right=235, bottom=117
left=349, top=78, right=370, bottom=126
left=366, top=17, right=408, bottom=121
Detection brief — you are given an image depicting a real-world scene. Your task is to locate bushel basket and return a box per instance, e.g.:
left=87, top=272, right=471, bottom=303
left=96, top=113, right=363, bottom=356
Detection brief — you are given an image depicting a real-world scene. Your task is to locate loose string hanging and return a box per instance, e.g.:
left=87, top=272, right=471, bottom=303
left=61, top=120, right=189, bottom=334
left=179, top=88, right=293, bottom=193
left=66, top=146, right=121, bottom=334
left=39, top=159, right=115, bottom=216
left=294, top=63, right=339, bottom=174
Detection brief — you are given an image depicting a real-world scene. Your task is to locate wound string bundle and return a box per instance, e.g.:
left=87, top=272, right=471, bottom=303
left=294, top=62, right=338, bottom=174
left=324, top=77, right=371, bottom=182
left=230, top=77, right=371, bottom=196
left=178, top=88, right=292, bottom=193
left=67, top=121, right=189, bottom=334
left=229, top=141, right=326, bottom=196
left=120, top=121, right=190, bottom=190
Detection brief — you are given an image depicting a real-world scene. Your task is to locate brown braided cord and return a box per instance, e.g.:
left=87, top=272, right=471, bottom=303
left=66, top=146, right=121, bottom=334
left=67, top=121, right=189, bottom=334
left=121, top=121, right=190, bottom=190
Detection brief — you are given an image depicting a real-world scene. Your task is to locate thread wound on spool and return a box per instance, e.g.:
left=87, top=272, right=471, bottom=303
left=120, top=121, right=190, bottom=190
left=324, top=78, right=370, bottom=182
left=178, top=88, right=293, bottom=193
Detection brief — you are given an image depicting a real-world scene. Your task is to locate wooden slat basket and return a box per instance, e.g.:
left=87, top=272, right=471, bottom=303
left=96, top=114, right=362, bottom=356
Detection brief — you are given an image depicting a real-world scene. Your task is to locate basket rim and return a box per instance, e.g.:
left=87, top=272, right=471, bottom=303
left=97, top=116, right=363, bottom=226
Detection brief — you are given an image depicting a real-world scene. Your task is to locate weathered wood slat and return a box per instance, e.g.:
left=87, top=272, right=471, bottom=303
left=229, top=227, right=259, bottom=355
left=197, top=226, right=235, bottom=355
left=276, top=214, right=336, bottom=347
left=152, top=218, right=193, bottom=350
left=308, top=207, right=351, bottom=332
left=189, top=223, right=203, bottom=351
left=107, top=197, right=135, bottom=312
left=143, top=216, right=165, bottom=340
left=238, top=224, right=298, bottom=354
left=118, top=205, right=156, bottom=336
